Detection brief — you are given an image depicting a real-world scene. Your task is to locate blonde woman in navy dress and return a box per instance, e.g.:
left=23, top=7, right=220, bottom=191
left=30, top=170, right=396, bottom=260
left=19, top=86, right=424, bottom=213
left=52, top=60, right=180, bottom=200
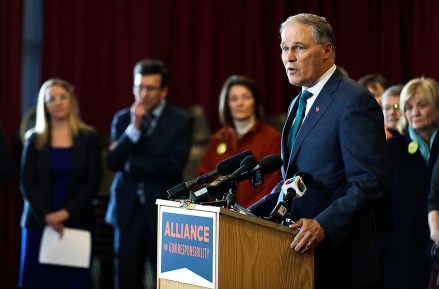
left=19, top=78, right=101, bottom=289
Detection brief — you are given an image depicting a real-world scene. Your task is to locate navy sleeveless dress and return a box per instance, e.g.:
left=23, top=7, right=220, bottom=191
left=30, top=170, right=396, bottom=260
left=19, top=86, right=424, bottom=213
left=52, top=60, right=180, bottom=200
left=18, top=147, right=92, bottom=289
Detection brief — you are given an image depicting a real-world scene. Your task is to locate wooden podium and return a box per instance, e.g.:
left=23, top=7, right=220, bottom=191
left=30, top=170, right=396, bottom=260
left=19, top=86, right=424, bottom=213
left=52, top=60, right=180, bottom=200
left=156, top=199, right=313, bottom=289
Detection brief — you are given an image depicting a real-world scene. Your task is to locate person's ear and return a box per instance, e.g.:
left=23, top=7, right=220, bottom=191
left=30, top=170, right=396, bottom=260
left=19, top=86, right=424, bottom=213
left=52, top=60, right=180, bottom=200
left=323, top=43, right=333, bottom=59
left=161, top=86, right=168, bottom=98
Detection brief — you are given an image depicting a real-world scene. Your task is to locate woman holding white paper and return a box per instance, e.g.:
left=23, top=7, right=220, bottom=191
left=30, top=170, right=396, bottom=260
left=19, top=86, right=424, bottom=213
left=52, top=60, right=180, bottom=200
left=18, top=78, right=102, bottom=289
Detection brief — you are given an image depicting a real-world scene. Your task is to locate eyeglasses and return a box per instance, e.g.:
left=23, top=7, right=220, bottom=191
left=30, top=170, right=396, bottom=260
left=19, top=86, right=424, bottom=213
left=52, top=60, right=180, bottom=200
left=383, top=103, right=399, bottom=111
left=45, top=94, right=70, bottom=104
left=133, top=85, right=162, bottom=93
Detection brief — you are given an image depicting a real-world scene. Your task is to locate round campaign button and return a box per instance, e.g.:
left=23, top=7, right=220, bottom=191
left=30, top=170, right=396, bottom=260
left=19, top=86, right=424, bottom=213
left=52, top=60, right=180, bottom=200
left=216, top=143, right=227, bottom=155
left=408, top=141, right=418, bottom=154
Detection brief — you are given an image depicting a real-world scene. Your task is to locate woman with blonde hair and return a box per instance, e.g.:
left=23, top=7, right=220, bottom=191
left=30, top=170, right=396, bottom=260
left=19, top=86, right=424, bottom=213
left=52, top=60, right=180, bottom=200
left=380, top=77, right=439, bottom=289
left=19, top=78, right=102, bottom=289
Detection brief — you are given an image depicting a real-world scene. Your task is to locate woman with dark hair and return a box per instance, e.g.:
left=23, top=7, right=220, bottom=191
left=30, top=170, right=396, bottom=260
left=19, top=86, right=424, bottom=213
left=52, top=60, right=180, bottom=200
left=197, top=75, right=281, bottom=208
left=19, top=78, right=102, bottom=289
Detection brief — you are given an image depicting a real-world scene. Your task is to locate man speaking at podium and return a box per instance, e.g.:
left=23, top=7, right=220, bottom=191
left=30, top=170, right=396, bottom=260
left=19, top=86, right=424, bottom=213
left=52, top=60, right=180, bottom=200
left=250, top=14, right=387, bottom=289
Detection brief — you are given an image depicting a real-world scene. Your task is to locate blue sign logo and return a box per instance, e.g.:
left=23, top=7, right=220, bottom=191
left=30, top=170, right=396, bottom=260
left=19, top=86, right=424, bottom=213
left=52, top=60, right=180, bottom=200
left=161, top=212, right=214, bottom=282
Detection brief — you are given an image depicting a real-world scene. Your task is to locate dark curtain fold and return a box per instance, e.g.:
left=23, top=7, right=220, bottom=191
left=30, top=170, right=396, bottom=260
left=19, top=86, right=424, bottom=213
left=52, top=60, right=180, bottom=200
left=2, top=0, right=439, bottom=288
left=0, top=1, right=23, bottom=288
left=1, top=1, right=23, bottom=132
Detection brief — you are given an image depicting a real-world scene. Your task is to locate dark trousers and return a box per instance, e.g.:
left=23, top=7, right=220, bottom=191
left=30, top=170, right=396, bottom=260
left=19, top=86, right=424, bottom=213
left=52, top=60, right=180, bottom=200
left=114, top=202, right=157, bottom=289
left=316, top=282, right=380, bottom=289
left=429, top=263, right=439, bottom=289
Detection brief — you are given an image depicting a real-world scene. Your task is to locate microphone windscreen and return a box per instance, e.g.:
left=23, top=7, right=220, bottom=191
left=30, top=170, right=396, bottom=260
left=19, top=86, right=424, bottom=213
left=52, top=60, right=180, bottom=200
left=240, top=155, right=258, bottom=170
left=259, top=154, right=283, bottom=174
left=167, top=182, right=189, bottom=199
left=281, top=176, right=307, bottom=198
left=216, top=150, right=253, bottom=175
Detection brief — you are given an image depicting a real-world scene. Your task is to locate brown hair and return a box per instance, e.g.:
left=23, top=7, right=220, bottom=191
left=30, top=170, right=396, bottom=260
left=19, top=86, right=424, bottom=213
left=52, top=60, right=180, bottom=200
left=218, top=75, right=265, bottom=127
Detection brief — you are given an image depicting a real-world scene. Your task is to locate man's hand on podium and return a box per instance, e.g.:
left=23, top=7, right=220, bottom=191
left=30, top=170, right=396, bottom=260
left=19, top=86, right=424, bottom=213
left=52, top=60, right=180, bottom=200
left=289, top=218, right=325, bottom=253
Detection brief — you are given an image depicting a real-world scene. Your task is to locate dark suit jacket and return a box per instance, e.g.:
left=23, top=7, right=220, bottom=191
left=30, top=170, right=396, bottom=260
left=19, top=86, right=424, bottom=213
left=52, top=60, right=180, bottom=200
left=428, top=149, right=439, bottom=212
left=380, top=134, right=439, bottom=289
left=105, top=102, right=193, bottom=231
left=20, top=128, right=102, bottom=230
left=251, top=68, right=387, bottom=289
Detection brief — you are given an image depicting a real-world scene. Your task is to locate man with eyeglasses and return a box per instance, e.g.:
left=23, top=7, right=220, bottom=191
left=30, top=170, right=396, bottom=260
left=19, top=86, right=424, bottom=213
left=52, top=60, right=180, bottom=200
left=105, top=59, right=194, bottom=289
left=382, top=84, right=403, bottom=139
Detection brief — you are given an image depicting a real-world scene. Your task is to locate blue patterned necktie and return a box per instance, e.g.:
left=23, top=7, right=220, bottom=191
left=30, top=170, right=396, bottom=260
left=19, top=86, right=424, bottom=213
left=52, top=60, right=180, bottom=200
left=288, top=90, right=313, bottom=150
left=142, top=113, right=155, bottom=136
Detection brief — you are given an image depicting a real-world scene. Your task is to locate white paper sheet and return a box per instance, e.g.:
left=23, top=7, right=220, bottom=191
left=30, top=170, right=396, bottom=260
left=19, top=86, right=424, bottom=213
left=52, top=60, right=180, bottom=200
left=39, top=226, right=91, bottom=268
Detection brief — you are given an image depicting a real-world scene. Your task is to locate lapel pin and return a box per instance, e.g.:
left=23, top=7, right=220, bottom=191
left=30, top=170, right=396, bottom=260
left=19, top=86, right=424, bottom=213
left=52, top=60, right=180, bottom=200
left=216, top=142, right=227, bottom=155
left=408, top=141, right=418, bottom=154
left=315, top=106, right=320, bottom=112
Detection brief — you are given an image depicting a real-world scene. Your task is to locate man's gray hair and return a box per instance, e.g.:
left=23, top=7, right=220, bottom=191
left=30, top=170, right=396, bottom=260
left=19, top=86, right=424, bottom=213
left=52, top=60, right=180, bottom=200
left=280, top=13, right=336, bottom=58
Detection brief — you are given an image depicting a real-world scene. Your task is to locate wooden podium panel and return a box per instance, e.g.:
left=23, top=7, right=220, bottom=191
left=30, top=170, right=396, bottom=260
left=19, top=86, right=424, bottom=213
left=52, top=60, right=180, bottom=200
left=158, top=280, right=206, bottom=289
left=217, top=210, right=313, bottom=289
left=157, top=200, right=313, bottom=289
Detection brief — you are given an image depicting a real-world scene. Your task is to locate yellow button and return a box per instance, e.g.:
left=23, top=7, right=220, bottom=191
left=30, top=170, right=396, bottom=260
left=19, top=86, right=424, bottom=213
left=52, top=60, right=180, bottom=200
left=408, top=141, right=418, bottom=154
left=216, top=143, right=227, bottom=155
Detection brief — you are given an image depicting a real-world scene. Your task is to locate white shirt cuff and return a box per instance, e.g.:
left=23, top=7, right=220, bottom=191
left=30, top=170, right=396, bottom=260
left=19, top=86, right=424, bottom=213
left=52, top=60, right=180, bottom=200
left=125, top=124, right=141, bottom=143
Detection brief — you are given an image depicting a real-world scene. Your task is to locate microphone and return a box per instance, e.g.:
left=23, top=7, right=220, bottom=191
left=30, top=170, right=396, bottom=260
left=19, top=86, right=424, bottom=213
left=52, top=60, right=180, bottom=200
left=186, top=169, right=218, bottom=189
left=166, top=150, right=254, bottom=200
left=269, top=174, right=307, bottom=224
left=216, top=150, right=253, bottom=175
left=208, top=155, right=258, bottom=193
left=166, top=169, right=218, bottom=200
left=200, top=155, right=282, bottom=215
left=221, top=154, right=282, bottom=189
left=191, top=154, right=282, bottom=203
left=249, top=154, right=283, bottom=188
left=281, top=174, right=306, bottom=198
left=190, top=155, right=258, bottom=202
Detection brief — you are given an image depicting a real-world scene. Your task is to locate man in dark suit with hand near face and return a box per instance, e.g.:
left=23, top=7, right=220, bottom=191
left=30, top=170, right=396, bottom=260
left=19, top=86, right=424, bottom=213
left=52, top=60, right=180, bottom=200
left=105, top=59, right=193, bottom=289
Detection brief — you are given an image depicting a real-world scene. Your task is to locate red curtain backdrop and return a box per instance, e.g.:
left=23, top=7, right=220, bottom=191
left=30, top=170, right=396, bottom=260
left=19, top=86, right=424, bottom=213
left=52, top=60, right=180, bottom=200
left=38, top=0, right=439, bottom=134
left=0, top=1, right=23, bottom=288
left=2, top=1, right=439, bottom=288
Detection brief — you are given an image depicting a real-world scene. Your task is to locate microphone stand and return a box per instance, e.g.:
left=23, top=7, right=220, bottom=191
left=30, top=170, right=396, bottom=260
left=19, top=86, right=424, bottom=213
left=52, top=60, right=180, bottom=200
left=280, top=198, right=295, bottom=226
left=197, top=165, right=257, bottom=219
left=223, top=180, right=257, bottom=217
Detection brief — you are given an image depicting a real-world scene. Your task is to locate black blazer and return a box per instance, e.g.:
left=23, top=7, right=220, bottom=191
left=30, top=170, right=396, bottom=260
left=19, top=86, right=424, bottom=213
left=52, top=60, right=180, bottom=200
left=20, top=128, right=102, bottom=230
left=380, top=133, right=439, bottom=288
left=105, top=102, right=193, bottom=230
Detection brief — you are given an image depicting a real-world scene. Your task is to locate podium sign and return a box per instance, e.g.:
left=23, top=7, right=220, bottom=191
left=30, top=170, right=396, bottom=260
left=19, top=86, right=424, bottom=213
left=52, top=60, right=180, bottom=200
left=158, top=205, right=217, bottom=288
left=156, top=199, right=313, bottom=289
